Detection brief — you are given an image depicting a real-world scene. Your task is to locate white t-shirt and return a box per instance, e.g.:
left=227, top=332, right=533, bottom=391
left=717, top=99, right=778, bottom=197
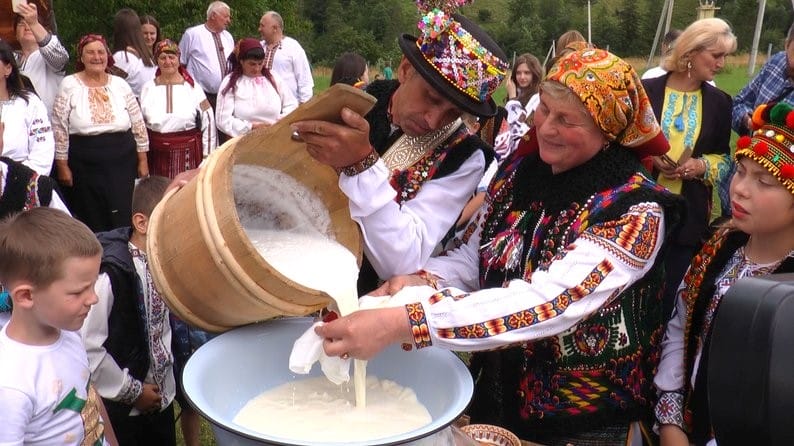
left=0, top=327, right=109, bottom=446
left=215, top=73, right=297, bottom=137
left=0, top=94, right=55, bottom=175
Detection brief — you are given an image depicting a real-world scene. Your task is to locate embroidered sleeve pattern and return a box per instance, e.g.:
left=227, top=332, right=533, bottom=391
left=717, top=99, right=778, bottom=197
left=405, top=302, right=432, bottom=349
left=655, top=390, right=685, bottom=429
left=435, top=259, right=613, bottom=340
left=52, top=88, right=71, bottom=160
left=125, top=90, right=149, bottom=151
left=117, top=377, right=143, bottom=406
left=578, top=203, right=662, bottom=269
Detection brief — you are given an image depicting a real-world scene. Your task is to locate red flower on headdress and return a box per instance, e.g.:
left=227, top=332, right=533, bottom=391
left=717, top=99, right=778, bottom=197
left=786, top=111, right=794, bottom=129
left=753, top=141, right=769, bottom=156
left=781, top=164, right=794, bottom=179
left=737, top=135, right=752, bottom=150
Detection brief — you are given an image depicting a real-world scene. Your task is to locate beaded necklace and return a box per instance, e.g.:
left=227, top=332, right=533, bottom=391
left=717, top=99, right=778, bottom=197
left=389, top=127, right=468, bottom=204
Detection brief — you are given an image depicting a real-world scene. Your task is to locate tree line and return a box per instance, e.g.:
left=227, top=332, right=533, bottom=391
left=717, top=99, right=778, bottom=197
left=52, top=0, right=794, bottom=70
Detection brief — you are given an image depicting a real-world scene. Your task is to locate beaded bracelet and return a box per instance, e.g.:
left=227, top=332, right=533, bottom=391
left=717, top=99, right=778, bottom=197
left=336, top=149, right=379, bottom=177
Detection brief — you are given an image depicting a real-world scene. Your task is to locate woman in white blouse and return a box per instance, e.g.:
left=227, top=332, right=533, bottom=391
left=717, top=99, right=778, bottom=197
left=140, top=39, right=216, bottom=178
left=0, top=40, right=54, bottom=176
left=111, top=8, right=157, bottom=98
left=215, top=37, right=297, bottom=138
left=52, top=34, right=149, bottom=232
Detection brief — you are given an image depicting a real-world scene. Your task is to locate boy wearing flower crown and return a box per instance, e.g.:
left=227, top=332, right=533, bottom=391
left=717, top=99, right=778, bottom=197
left=655, top=102, right=794, bottom=445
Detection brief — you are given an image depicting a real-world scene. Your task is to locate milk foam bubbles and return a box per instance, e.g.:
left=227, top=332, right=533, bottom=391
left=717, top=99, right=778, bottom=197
left=232, top=376, right=432, bottom=443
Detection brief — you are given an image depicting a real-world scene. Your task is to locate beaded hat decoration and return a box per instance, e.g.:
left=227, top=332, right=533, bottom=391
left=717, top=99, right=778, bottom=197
left=736, top=102, right=794, bottom=195
left=398, top=0, right=508, bottom=117
left=545, top=46, right=669, bottom=158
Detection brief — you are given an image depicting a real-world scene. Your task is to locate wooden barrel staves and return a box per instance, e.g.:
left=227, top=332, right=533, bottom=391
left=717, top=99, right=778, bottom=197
left=1, top=0, right=56, bottom=49
left=147, top=84, right=375, bottom=332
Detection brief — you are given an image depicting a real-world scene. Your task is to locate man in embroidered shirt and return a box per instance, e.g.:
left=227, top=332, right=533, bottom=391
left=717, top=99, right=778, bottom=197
left=258, top=11, right=314, bottom=104
left=291, top=6, right=507, bottom=294
left=178, top=1, right=233, bottom=110
left=732, top=21, right=794, bottom=135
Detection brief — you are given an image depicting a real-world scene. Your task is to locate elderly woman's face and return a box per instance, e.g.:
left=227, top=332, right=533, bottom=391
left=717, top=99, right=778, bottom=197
left=81, top=41, right=108, bottom=74
left=534, top=91, right=608, bottom=174
left=157, top=53, right=179, bottom=76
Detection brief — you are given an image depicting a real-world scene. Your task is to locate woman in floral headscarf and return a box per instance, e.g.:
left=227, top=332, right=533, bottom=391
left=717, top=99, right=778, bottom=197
left=215, top=37, right=297, bottom=138
left=316, top=46, right=684, bottom=445
left=52, top=34, right=148, bottom=232
left=140, top=39, right=216, bottom=178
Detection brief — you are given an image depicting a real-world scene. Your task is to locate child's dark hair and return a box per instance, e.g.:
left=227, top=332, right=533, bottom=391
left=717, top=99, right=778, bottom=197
left=0, top=208, right=101, bottom=288
left=132, top=176, right=170, bottom=218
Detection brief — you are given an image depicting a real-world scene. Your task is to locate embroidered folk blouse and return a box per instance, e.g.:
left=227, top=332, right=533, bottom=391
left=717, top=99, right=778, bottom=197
left=51, top=74, right=149, bottom=160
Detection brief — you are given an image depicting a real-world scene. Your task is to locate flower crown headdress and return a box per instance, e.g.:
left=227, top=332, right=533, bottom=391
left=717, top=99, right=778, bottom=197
left=736, top=102, right=794, bottom=195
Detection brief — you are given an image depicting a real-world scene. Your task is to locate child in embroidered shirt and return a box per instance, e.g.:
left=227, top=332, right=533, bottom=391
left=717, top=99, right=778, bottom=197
left=0, top=207, right=112, bottom=445
left=80, top=175, right=178, bottom=445
left=654, top=102, right=794, bottom=446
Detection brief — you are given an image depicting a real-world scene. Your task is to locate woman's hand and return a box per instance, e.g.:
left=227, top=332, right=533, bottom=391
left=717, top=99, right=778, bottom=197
left=56, top=160, right=73, bottom=187
left=314, top=306, right=413, bottom=360
left=370, top=274, right=433, bottom=297
left=653, top=156, right=679, bottom=179
left=659, top=424, right=690, bottom=446
left=505, top=76, right=517, bottom=100
left=137, top=153, right=149, bottom=178
left=675, top=157, right=706, bottom=181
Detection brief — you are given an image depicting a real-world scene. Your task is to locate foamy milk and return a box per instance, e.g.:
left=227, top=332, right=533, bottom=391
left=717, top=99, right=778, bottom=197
left=234, top=164, right=366, bottom=406
left=233, top=376, right=432, bottom=443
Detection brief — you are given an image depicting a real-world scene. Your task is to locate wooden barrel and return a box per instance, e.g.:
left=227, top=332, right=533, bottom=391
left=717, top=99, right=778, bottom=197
left=147, top=84, right=375, bottom=332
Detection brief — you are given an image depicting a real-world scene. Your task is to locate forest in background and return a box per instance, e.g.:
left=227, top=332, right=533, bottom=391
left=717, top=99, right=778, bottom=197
left=51, top=0, right=794, bottom=69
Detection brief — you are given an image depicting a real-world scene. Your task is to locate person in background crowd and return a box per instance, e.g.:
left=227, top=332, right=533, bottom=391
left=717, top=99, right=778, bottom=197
left=498, top=53, right=544, bottom=160
left=215, top=37, right=296, bottom=138
left=140, top=15, right=161, bottom=55
left=383, top=61, right=393, bottom=80
left=732, top=21, right=794, bottom=136
left=0, top=40, right=54, bottom=175
left=112, top=8, right=157, bottom=98
left=330, top=52, right=369, bottom=89
left=291, top=2, right=503, bottom=295
left=12, top=1, right=68, bottom=114
left=315, top=46, right=681, bottom=446
left=643, top=29, right=683, bottom=80
left=82, top=176, right=177, bottom=446
left=655, top=102, right=794, bottom=446
left=52, top=34, right=149, bottom=233
left=141, top=39, right=216, bottom=178
left=0, top=207, right=111, bottom=446
left=258, top=11, right=314, bottom=103
left=642, top=17, right=736, bottom=317
left=179, top=1, right=233, bottom=111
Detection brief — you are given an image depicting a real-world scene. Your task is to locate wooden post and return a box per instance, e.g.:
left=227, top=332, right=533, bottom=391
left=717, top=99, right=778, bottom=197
left=748, top=0, right=768, bottom=77
left=647, top=0, right=672, bottom=69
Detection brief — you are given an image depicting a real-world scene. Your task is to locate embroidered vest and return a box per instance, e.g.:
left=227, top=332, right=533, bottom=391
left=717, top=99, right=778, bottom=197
left=0, top=157, right=55, bottom=218
left=466, top=148, right=682, bottom=439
